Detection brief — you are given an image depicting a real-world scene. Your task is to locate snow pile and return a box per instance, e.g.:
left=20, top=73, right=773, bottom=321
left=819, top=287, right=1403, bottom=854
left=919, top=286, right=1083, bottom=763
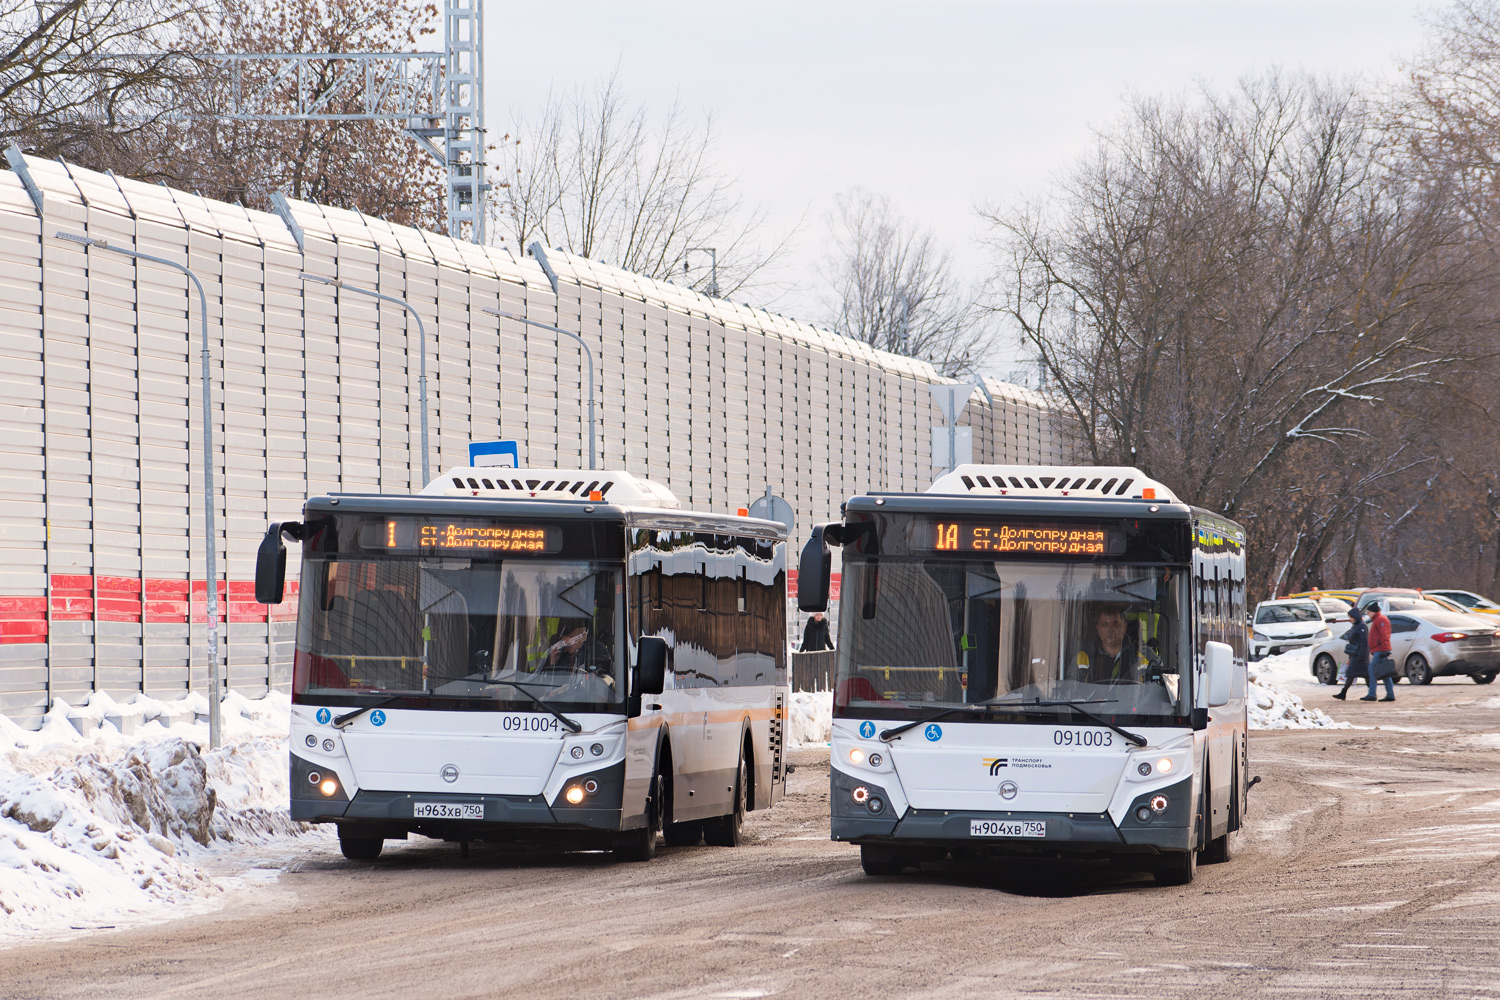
left=788, top=690, right=833, bottom=747
left=1247, top=649, right=1350, bottom=730
left=0, top=691, right=302, bottom=941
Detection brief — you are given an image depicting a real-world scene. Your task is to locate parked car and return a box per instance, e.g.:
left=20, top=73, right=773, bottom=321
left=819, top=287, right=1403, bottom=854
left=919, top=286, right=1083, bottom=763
left=1308, top=609, right=1500, bottom=685
left=1353, top=588, right=1424, bottom=613
left=1286, top=588, right=1367, bottom=606
left=1312, top=596, right=1353, bottom=625
left=1424, top=589, right=1500, bottom=617
left=1250, top=598, right=1333, bottom=661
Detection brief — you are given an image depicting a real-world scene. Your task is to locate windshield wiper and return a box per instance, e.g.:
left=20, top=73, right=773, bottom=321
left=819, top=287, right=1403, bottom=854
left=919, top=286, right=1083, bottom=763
left=333, top=695, right=402, bottom=729
left=879, top=704, right=997, bottom=742
left=478, top=678, right=584, bottom=733
left=1010, top=699, right=1148, bottom=748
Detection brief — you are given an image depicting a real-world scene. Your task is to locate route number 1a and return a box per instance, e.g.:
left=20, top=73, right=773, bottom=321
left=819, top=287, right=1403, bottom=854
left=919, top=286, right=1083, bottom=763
left=936, top=523, right=959, bottom=550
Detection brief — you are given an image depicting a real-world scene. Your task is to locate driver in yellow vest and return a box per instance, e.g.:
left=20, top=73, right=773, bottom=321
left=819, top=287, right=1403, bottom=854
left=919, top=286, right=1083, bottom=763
left=1072, top=602, right=1158, bottom=682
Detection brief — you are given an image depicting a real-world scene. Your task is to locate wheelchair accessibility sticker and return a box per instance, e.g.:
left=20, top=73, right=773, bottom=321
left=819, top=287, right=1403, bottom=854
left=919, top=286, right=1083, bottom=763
left=859, top=721, right=876, bottom=739
left=370, top=710, right=387, bottom=727
left=315, top=708, right=331, bottom=725
left=925, top=724, right=942, bottom=742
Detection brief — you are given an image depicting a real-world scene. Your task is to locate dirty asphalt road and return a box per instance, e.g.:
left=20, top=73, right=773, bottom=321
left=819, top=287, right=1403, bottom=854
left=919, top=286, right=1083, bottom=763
left=6, top=679, right=1500, bottom=999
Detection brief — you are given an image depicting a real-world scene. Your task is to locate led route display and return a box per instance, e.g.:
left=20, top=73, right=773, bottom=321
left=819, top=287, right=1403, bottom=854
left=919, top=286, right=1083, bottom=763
left=927, top=521, right=1124, bottom=556
left=378, top=518, right=562, bottom=554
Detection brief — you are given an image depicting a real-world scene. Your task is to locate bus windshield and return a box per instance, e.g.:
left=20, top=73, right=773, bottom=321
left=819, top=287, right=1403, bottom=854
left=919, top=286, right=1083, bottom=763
left=835, top=559, right=1190, bottom=724
left=294, top=554, right=625, bottom=711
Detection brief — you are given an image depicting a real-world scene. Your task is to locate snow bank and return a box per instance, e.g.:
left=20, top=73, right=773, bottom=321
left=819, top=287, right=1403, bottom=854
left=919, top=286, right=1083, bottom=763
left=788, top=690, right=833, bottom=747
left=784, top=648, right=1347, bottom=740
left=1247, top=649, right=1350, bottom=730
left=0, top=692, right=304, bottom=942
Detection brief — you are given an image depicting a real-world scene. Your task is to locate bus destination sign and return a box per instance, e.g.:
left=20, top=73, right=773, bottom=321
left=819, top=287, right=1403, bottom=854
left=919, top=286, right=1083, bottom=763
left=927, top=520, right=1125, bottom=557
left=380, top=518, right=562, bottom=554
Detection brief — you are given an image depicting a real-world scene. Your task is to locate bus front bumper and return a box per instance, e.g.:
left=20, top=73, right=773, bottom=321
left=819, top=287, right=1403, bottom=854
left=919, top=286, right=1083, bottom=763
left=831, top=769, right=1195, bottom=855
left=290, top=753, right=627, bottom=834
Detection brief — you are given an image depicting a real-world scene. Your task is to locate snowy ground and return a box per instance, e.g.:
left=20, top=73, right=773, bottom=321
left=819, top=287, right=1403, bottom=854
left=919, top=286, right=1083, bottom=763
left=0, top=691, right=324, bottom=945
left=786, top=650, right=1349, bottom=746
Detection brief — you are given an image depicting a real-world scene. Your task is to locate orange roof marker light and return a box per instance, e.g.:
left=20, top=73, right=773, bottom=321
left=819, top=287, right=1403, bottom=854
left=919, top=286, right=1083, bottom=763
left=589, top=491, right=604, bottom=502
left=737, top=507, right=749, bottom=517
left=1143, top=488, right=1156, bottom=500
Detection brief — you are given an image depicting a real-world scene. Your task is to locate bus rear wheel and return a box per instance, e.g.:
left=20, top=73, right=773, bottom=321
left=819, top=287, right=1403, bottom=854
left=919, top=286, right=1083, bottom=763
left=703, top=752, right=747, bottom=847
left=338, top=829, right=383, bottom=861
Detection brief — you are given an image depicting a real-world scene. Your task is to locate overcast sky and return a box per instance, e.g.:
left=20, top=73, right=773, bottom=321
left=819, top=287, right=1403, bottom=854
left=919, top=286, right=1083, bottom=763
left=483, top=1, right=1435, bottom=375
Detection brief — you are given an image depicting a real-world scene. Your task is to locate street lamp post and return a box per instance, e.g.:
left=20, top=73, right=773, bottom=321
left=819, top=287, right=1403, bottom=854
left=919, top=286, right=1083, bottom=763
left=482, top=308, right=595, bottom=470
left=299, top=274, right=432, bottom=486
left=54, top=231, right=224, bottom=749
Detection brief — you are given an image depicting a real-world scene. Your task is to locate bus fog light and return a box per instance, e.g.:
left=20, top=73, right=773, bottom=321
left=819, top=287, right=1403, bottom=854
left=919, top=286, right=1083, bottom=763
left=1150, top=794, right=1169, bottom=813
left=868, top=797, right=885, bottom=814
left=1136, top=806, right=1152, bottom=822
left=305, top=735, right=317, bottom=748
left=307, top=771, right=322, bottom=784
left=570, top=746, right=584, bottom=759
left=868, top=753, right=882, bottom=767
left=584, top=780, right=599, bottom=794
left=1137, top=762, right=1151, bottom=776
left=1157, top=758, right=1174, bottom=774
left=322, top=739, right=336, bottom=752
left=849, top=748, right=865, bottom=765
left=591, top=743, right=604, bottom=757
left=319, top=778, right=338, bottom=797
left=852, top=785, right=870, bottom=805
left=565, top=785, right=586, bottom=805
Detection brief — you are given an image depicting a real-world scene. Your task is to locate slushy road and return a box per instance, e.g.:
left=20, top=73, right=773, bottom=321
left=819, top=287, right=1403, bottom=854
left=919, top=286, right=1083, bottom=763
left=7, top=680, right=1500, bottom=999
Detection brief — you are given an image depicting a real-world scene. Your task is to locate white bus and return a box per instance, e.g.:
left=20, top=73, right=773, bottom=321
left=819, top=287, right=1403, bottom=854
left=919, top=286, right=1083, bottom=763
left=798, top=465, right=1250, bottom=885
left=255, top=466, right=790, bottom=861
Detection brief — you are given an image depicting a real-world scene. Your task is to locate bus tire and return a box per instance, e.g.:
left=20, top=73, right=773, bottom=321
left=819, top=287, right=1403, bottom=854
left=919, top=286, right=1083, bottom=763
left=338, top=829, right=383, bottom=861
left=703, top=751, right=748, bottom=847
left=860, top=844, right=904, bottom=876
left=1153, top=849, right=1196, bottom=885
left=664, top=820, right=704, bottom=847
left=614, top=770, right=663, bottom=863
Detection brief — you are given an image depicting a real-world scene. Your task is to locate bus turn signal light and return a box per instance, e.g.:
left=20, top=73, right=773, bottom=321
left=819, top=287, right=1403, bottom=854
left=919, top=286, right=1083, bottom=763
left=852, top=785, right=870, bottom=805
left=1149, top=794, right=1169, bottom=813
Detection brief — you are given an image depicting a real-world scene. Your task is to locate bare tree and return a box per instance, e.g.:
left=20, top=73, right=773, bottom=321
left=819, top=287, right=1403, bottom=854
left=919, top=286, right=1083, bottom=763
left=819, top=188, right=988, bottom=378
left=157, top=0, right=444, bottom=229
left=494, top=69, right=790, bottom=298
left=984, top=72, right=1494, bottom=594
left=0, top=0, right=199, bottom=172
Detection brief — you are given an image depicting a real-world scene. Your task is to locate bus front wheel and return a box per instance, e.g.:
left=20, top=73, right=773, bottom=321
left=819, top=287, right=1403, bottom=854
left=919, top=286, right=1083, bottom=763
left=338, top=829, right=383, bottom=861
left=614, top=771, right=663, bottom=862
left=860, top=844, right=905, bottom=876
left=1153, top=849, right=1196, bottom=885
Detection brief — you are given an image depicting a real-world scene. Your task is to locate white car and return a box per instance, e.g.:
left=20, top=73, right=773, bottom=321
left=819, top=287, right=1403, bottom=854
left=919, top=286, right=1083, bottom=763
left=1424, top=589, right=1500, bottom=616
left=1250, top=599, right=1332, bottom=661
left=1308, top=609, right=1500, bottom=685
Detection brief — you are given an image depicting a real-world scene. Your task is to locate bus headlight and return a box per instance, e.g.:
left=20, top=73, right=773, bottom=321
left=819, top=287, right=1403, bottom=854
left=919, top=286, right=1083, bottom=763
left=570, top=746, right=584, bottom=759
left=319, top=778, right=339, bottom=797
left=1156, top=758, right=1174, bottom=774
left=868, top=752, right=882, bottom=768
left=1137, top=762, right=1152, bottom=776
left=849, top=748, right=865, bottom=765
left=565, top=785, right=586, bottom=805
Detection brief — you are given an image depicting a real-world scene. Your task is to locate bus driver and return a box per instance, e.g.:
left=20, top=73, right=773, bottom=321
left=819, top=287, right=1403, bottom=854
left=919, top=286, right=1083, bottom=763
left=1071, top=601, right=1158, bottom=683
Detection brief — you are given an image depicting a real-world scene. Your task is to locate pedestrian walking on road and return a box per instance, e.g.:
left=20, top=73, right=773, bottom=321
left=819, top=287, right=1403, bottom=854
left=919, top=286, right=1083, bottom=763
left=1363, top=602, right=1397, bottom=702
left=1332, top=608, right=1368, bottom=701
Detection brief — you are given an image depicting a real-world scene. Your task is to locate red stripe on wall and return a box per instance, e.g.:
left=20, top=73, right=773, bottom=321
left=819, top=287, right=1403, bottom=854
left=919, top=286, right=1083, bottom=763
left=0, top=576, right=302, bottom=643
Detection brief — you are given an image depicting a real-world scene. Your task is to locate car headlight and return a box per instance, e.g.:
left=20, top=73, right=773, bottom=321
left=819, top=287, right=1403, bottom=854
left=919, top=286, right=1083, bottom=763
left=1314, top=629, right=1330, bottom=639
left=1252, top=631, right=1270, bottom=642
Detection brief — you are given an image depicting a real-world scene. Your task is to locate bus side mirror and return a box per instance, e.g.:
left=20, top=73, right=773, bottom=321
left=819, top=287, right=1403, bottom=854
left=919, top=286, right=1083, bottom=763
left=798, top=524, right=834, bottom=612
left=637, top=636, right=668, bottom=695
left=1205, top=640, right=1233, bottom=707
left=255, top=523, right=288, bottom=605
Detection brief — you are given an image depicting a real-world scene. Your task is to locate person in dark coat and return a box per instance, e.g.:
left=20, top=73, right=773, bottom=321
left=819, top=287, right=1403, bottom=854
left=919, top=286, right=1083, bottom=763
left=800, top=612, right=834, bottom=652
left=1332, top=608, right=1368, bottom=701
